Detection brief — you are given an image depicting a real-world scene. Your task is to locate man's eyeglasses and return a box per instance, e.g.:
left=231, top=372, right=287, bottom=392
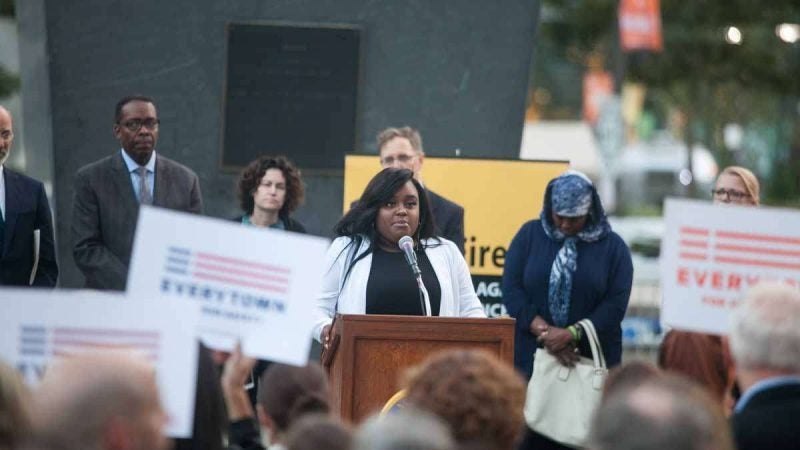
left=381, top=154, right=416, bottom=165
left=711, top=188, right=748, bottom=201
left=118, top=118, right=160, bottom=132
left=0, top=130, right=13, bottom=141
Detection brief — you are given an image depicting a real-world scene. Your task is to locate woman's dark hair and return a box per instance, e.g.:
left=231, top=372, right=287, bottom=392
left=237, top=155, right=305, bottom=217
left=333, top=168, right=437, bottom=280
left=256, top=362, right=330, bottom=433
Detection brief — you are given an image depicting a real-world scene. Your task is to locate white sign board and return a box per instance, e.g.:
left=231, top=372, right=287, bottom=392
left=0, top=289, right=199, bottom=438
left=660, top=199, right=800, bottom=335
left=127, top=206, right=329, bottom=365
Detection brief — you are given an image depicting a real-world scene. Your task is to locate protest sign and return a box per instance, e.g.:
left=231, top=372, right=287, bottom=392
left=0, top=289, right=199, bottom=438
left=127, top=206, right=329, bottom=365
left=660, top=199, right=800, bottom=335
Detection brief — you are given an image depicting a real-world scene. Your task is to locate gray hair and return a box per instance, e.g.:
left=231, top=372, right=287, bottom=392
left=376, top=126, right=424, bottom=154
left=353, top=409, right=455, bottom=450
left=729, top=282, right=800, bottom=372
left=589, top=375, right=733, bottom=450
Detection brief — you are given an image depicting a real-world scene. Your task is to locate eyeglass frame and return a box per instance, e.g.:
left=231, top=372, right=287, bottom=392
left=117, top=118, right=161, bottom=132
left=711, top=188, right=749, bottom=201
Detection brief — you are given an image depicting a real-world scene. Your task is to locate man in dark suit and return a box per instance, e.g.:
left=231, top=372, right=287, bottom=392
left=376, top=126, right=465, bottom=253
left=0, top=105, right=58, bottom=287
left=730, top=282, right=800, bottom=450
left=72, top=95, right=203, bottom=291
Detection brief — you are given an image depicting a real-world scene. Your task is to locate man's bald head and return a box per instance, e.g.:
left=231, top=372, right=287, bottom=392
left=31, top=352, right=168, bottom=450
left=0, top=105, right=13, bottom=166
left=589, top=375, right=734, bottom=450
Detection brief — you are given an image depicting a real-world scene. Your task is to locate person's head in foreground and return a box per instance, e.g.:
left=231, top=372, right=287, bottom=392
left=29, top=352, right=168, bottom=450
left=728, top=282, right=800, bottom=450
left=712, top=166, right=760, bottom=206
left=0, top=359, right=32, bottom=450
left=256, top=362, right=330, bottom=446
left=589, top=374, right=734, bottom=450
left=601, top=360, right=662, bottom=401
left=336, top=167, right=436, bottom=249
left=352, top=409, right=455, bottom=450
left=404, top=349, right=526, bottom=450
left=729, top=282, right=800, bottom=388
left=284, top=413, right=352, bottom=450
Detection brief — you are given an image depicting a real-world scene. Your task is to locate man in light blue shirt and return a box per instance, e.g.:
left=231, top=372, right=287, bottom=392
left=72, top=95, right=203, bottom=290
left=729, top=282, right=800, bottom=450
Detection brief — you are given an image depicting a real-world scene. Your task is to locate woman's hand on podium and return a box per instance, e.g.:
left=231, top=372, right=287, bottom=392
left=321, top=320, right=340, bottom=367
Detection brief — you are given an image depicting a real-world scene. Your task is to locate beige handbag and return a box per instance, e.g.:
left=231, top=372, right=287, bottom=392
left=523, top=319, right=607, bottom=448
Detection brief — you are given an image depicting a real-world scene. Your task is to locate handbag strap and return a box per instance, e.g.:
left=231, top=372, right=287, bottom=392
left=578, top=319, right=606, bottom=370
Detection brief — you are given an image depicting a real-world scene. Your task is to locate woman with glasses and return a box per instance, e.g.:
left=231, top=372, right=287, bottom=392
left=660, top=165, right=760, bottom=416
left=711, top=166, right=760, bottom=206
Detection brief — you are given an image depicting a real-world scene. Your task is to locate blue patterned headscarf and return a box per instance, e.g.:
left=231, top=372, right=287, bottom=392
left=540, top=171, right=611, bottom=327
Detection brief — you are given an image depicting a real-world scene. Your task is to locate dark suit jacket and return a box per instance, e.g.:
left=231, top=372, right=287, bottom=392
left=427, top=189, right=464, bottom=254
left=0, top=168, right=58, bottom=287
left=732, top=380, right=800, bottom=450
left=72, top=152, right=203, bottom=291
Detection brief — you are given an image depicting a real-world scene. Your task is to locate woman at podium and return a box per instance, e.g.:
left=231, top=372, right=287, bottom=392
left=312, top=168, right=485, bottom=345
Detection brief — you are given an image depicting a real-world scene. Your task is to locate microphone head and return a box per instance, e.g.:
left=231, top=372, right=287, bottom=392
left=398, top=235, right=414, bottom=251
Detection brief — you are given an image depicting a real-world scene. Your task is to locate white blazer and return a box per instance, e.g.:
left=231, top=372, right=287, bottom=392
left=312, top=235, right=486, bottom=341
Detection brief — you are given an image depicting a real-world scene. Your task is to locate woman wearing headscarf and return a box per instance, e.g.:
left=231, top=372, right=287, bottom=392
left=502, top=171, right=633, bottom=449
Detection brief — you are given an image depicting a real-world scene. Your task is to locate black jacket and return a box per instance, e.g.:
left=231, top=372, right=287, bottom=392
left=0, top=168, right=58, bottom=287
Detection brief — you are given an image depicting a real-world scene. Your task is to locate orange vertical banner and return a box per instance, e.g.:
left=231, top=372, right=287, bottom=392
left=583, top=71, right=614, bottom=124
left=619, top=0, right=664, bottom=52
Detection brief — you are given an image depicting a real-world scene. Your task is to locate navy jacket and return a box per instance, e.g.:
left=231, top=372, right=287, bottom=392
left=502, top=219, right=633, bottom=377
left=0, top=168, right=58, bottom=287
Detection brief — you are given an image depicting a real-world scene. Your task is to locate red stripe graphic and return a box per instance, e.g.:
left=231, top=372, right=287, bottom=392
left=716, top=231, right=800, bottom=246
left=194, top=261, right=289, bottom=284
left=715, top=256, right=800, bottom=271
left=52, top=339, right=160, bottom=349
left=197, top=252, right=291, bottom=275
left=680, top=239, right=708, bottom=248
left=680, top=252, right=708, bottom=261
left=53, top=328, right=159, bottom=338
left=194, top=271, right=289, bottom=294
left=53, top=349, right=159, bottom=361
left=680, top=227, right=709, bottom=236
left=715, top=244, right=800, bottom=258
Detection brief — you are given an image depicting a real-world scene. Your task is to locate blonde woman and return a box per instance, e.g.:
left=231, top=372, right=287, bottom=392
left=712, top=166, right=760, bottom=206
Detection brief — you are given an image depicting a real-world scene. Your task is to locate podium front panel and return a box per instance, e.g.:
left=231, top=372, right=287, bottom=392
left=327, top=315, right=514, bottom=422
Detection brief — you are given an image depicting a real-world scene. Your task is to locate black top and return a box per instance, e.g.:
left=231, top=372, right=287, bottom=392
left=366, top=246, right=442, bottom=316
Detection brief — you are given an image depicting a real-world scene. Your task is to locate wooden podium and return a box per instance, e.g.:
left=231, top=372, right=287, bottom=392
left=324, top=314, right=515, bottom=422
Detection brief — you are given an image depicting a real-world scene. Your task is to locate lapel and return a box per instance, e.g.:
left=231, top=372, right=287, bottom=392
left=153, top=155, right=169, bottom=206
left=111, top=152, right=140, bottom=214
left=2, top=169, right=22, bottom=253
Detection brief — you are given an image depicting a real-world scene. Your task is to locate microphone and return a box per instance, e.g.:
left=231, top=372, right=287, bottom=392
left=398, top=236, right=421, bottom=277
left=398, top=236, right=431, bottom=316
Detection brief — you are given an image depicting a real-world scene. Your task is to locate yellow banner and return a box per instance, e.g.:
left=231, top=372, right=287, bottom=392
left=343, top=155, right=568, bottom=276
